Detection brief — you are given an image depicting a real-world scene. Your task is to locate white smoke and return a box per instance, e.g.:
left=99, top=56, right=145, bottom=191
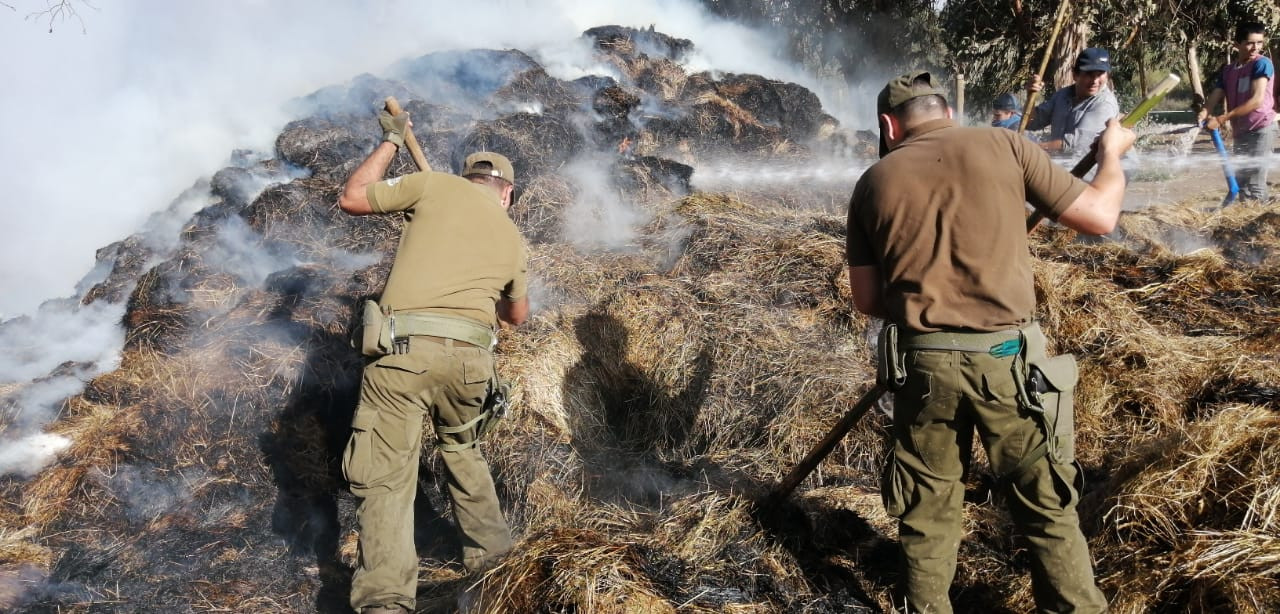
left=0, top=432, right=72, bottom=478
left=560, top=157, right=648, bottom=250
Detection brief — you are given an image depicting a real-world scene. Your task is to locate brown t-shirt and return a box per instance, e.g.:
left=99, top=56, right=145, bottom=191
left=845, top=118, right=1085, bottom=332
left=368, top=171, right=528, bottom=328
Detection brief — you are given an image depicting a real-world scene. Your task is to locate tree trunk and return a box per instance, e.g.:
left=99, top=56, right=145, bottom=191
left=1138, top=50, right=1149, bottom=96
left=1054, top=21, right=1091, bottom=88
left=1187, top=41, right=1205, bottom=110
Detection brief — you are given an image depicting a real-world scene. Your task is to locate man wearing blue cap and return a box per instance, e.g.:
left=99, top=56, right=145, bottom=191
left=991, top=93, right=1023, bottom=130
left=1024, top=47, right=1121, bottom=155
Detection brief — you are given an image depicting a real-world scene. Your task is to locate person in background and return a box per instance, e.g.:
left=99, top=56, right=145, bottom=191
left=1200, top=20, right=1276, bottom=203
left=1024, top=47, right=1121, bottom=155
left=991, top=92, right=1023, bottom=130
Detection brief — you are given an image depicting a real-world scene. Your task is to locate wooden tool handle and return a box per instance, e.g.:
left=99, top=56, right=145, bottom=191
left=384, top=96, right=430, bottom=172
left=1018, top=0, right=1073, bottom=134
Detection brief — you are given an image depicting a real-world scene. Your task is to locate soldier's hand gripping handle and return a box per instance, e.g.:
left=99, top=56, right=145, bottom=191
left=379, top=109, right=410, bottom=149
left=382, top=96, right=431, bottom=171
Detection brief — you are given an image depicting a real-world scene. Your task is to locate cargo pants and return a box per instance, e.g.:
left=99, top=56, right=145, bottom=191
left=882, top=328, right=1107, bottom=614
left=343, top=337, right=513, bottom=612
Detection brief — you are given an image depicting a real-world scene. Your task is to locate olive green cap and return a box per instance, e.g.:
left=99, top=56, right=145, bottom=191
left=462, top=151, right=515, bottom=185
left=877, top=70, right=948, bottom=157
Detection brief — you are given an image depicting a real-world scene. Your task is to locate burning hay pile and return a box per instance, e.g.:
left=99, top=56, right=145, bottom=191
left=1, top=25, right=1278, bottom=614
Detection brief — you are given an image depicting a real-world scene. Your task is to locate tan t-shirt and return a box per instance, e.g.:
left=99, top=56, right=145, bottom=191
left=845, top=119, right=1085, bottom=332
left=368, top=171, right=528, bottom=328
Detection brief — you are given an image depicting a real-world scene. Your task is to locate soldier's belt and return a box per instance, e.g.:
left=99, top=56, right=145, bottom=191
left=899, top=328, right=1024, bottom=358
left=393, top=311, right=497, bottom=351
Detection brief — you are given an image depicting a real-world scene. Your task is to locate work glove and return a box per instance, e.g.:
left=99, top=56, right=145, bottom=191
left=379, top=110, right=410, bottom=149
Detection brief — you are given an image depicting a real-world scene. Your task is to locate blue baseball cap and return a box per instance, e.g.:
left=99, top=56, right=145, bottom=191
left=993, top=93, right=1021, bottom=112
left=1074, top=48, right=1111, bottom=72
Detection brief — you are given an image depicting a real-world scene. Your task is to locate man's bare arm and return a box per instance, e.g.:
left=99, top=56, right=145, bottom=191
left=847, top=265, right=886, bottom=318
left=338, top=141, right=399, bottom=216
left=1054, top=117, right=1136, bottom=235
left=1198, top=87, right=1226, bottom=125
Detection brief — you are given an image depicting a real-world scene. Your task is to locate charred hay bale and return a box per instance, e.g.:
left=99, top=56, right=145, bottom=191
left=1090, top=406, right=1280, bottom=613
left=590, top=85, right=643, bottom=146
left=123, top=262, right=198, bottom=354
left=508, top=172, right=573, bottom=244
left=242, top=178, right=352, bottom=255
left=455, top=112, right=584, bottom=180
left=713, top=74, right=828, bottom=141
left=275, top=114, right=376, bottom=181
left=210, top=166, right=259, bottom=210
left=583, top=25, right=693, bottom=61
left=81, top=235, right=155, bottom=306
left=491, top=66, right=583, bottom=119
left=642, top=72, right=828, bottom=156
left=613, top=155, right=693, bottom=198
left=631, top=56, right=692, bottom=102
left=401, top=99, right=477, bottom=171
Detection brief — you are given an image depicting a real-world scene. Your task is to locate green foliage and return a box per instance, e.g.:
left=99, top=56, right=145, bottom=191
left=940, top=0, right=1280, bottom=114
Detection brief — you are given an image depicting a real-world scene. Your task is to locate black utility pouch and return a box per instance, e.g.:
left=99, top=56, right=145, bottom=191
left=478, top=379, right=511, bottom=440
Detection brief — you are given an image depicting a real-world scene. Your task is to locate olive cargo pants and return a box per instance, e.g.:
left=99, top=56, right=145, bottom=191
left=883, top=336, right=1107, bottom=613
left=343, top=338, right=512, bottom=611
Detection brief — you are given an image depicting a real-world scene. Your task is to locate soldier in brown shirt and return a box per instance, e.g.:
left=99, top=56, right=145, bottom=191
left=338, top=109, right=529, bottom=614
left=846, top=71, right=1134, bottom=613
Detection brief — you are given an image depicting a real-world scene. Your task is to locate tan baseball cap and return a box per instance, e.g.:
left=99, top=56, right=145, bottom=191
left=462, top=152, right=515, bottom=184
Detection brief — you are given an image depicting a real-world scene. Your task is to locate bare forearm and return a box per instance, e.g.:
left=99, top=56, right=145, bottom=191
left=847, top=265, right=887, bottom=318
left=338, top=142, right=398, bottom=215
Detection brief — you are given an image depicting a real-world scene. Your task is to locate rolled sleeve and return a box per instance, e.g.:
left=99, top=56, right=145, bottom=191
left=367, top=172, right=437, bottom=214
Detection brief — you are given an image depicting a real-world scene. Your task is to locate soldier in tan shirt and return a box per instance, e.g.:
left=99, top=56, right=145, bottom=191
left=846, top=71, right=1134, bottom=613
left=338, top=109, right=528, bottom=614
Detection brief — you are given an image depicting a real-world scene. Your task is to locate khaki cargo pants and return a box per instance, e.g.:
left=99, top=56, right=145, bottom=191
left=343, top=338, right=512, bottom=612
left=883, top=329, right=1107, bottom=613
